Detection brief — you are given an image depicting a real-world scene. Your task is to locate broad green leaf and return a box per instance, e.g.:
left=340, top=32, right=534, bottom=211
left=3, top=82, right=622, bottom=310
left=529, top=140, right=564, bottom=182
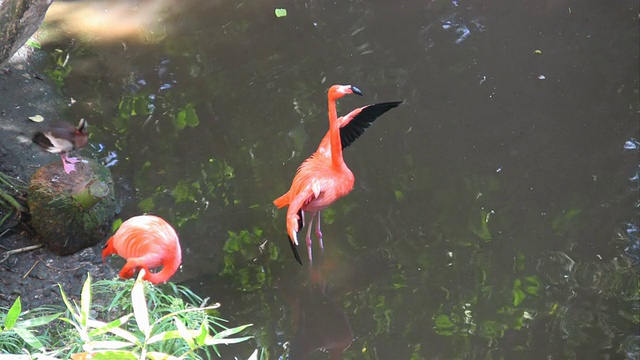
left=14, top=326, right=44, bottom=351
left=80, top=273, right=92, bottom=327
left=473, top=210, right=492, bottom=241
left=175, top=103, right=199, bottom=130
left=132, top=271, right=150, bottom=336
left=87, top=314, right=134, bottom=338
left=204, top=335, right=253, bottom=346
left=551, top=208, right=582, bottom=232
left=211, top=323, right=253, bottom=340
left=172, top=181, right=193, bottom=203
left=147, top=352, right=180, bottom=360
left=148, top=330, right=186, bottom=344
left=152, top=304, right=221, bottom=325
left=479, top=320, right=505, bottom=339
left=84, top=351, right=138, bottom=360
left=195, top=320, right=208, bottom=346
left=523, top=276, right=540, bottom=296
left=87, top=318, right=138, bottom=344
left=174, top=317, right=196, bottom=349
left=4, top=296, right=21, bottom=330
left=138, top=197, right=155, bottom=213
left=84, top=340, right=135, bottom=351
left=513, top=288, right=526, bottom=307
left=433, top=314, right=455, bottom=336
left=18, top=312, right=63, bottom=328
left=248, top=349, right=259, bottom=360
left=111, top=218, right=124, bottom=233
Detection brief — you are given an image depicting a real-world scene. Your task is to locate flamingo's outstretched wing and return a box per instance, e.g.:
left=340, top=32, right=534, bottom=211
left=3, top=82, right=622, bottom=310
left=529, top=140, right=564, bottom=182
left=340, top=101, right=403, bottom=149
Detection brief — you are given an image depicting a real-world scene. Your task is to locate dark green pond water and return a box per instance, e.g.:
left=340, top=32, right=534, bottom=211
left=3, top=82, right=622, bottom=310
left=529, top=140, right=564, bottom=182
left=42, top=0, right=638, bottom=358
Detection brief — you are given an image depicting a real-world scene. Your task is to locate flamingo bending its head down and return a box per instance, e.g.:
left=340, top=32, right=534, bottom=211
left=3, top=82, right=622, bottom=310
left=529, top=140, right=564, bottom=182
left=102, top=215, right=182, bottom=284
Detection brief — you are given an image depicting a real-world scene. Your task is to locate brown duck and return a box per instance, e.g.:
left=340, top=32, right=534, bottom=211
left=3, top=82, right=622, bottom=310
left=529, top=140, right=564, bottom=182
left=33, top=118, right=88, bottom=174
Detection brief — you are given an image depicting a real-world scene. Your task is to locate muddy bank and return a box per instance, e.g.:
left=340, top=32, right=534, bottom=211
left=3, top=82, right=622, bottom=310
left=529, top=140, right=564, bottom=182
left=0, top=48, right=118, bottom=311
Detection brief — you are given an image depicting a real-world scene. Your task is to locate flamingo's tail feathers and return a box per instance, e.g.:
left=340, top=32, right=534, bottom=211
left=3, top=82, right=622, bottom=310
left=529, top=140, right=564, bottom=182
left=340, top=101, right=403, bottom=149
left=101, top=236, right=116, bottom=263
left=288, top=234, right=302, bottom=265
left=273, top=192, right=290, bottom=208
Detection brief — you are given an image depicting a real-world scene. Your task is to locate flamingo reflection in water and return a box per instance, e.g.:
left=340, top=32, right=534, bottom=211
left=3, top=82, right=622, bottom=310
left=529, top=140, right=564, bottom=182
left=281, top=248, right=393, bottom=359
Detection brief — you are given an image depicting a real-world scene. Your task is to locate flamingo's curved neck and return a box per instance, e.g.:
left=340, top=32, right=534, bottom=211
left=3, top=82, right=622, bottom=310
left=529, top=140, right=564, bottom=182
left=328, top=98, right=344, bottom=169
left=143, top=255, right=181, bottom=284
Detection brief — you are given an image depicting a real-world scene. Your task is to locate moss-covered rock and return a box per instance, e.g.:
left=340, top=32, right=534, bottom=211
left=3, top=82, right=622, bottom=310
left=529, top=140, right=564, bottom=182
left=28, top=157, right=116, bottom=255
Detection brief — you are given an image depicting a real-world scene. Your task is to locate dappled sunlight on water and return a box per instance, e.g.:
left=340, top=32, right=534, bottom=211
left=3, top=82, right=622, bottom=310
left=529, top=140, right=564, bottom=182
left=36, top=0, right=639, bottom=358
left=43, top=0, right=171, bottom=43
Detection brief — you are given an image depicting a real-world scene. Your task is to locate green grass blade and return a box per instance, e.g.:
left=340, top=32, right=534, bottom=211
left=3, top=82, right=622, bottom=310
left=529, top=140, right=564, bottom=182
left=59, top=284, right=81, bottom=324
left=3, top=296, right=21, bottom=330
left=80, top=273, right=92, bottom=327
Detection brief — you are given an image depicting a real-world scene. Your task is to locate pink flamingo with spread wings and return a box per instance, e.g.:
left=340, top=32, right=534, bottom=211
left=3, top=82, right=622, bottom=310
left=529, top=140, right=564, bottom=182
left=274, top=85, right=401, bottom=264
left=102, top=215, right=182, bottom=284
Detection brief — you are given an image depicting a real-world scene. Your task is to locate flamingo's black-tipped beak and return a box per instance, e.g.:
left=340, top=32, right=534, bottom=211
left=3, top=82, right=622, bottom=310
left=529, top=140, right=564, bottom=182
left=288, top=236, right=303, bottom=265
left=350, top=85, right=363, bottom=96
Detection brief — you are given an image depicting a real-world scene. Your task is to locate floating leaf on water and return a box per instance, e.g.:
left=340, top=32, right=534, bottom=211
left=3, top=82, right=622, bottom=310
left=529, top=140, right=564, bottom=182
left=175, top=103, right=199, bottom=130
left=274, top=8, right=287, bottom=17
left=551, top=208, right=582, bottom=232
left=433, top=313, right=455, bottom=336
left=29, top=115, right=44, bottom=122
left=473, top=209, right=493, bottom=241
left=513, top=288, right=526, bottom=306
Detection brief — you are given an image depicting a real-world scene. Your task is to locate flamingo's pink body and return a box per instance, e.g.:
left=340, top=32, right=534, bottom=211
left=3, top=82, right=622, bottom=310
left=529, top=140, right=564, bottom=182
left=274, top=85, right=401, bottom=264
left=102, top=215, right=182, bottom=284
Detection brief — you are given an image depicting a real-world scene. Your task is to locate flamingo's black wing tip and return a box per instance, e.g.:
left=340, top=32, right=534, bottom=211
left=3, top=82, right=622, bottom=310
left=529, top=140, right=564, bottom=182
left=340, top=100, right=404, bottom=149
left=297, top=209, right=304, bottom=230
left=288, top=237, right=303, bottom=265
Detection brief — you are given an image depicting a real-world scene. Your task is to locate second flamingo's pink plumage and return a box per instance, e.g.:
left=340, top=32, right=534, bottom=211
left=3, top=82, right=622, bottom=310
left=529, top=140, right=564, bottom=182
left=102, top=215, right=182, bottom=284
